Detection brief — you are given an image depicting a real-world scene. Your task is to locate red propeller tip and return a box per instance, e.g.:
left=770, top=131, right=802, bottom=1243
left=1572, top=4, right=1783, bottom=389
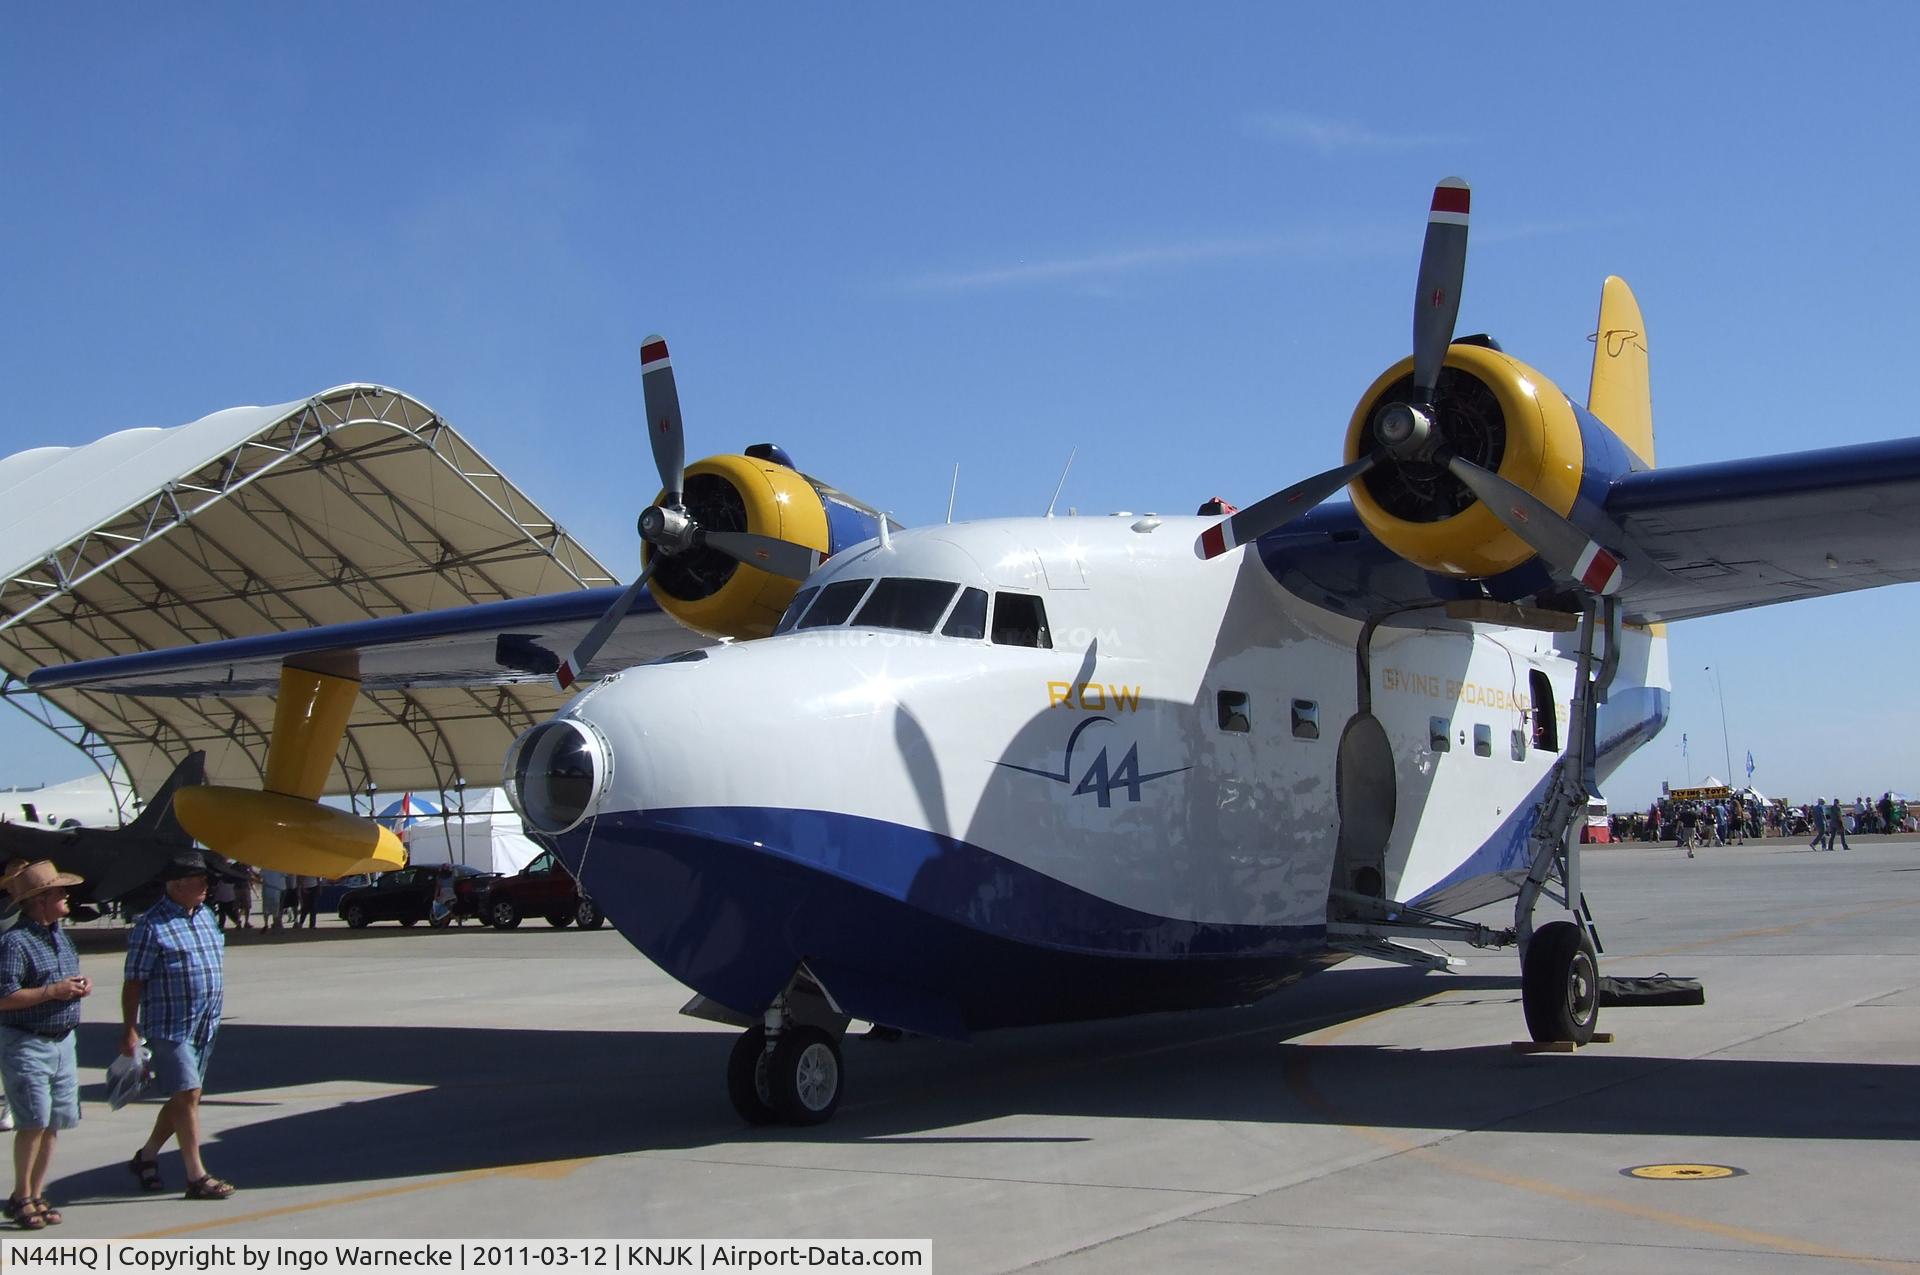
left=640, top=339, right=671, bottom=367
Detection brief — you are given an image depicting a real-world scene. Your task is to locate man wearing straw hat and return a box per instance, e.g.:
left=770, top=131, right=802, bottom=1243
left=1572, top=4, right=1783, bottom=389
left=0, top=860, right=93, bottom=1230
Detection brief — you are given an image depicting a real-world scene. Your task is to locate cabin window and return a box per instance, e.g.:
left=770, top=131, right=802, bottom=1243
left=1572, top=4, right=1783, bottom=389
left=1290, top=699, right=1319, bottom=740
left=1511, top=728, right=1528, bottom=762
left=1217, top=691, right=1251, bottom=733
left=941, top=587, right=989, bottom=639
left=1429, top=717, right=1451, bottom=753
left=1473, top=724, right=1492, bottom=757
left=1529, top=669, right=1558, bottom=751
left=773, top=586, right=819, bottom=635
left=853, top=578, right=958, bottom=633
left=991, top=593, right=1052, bottom=648
left=796, top=579, right=873, bottom=629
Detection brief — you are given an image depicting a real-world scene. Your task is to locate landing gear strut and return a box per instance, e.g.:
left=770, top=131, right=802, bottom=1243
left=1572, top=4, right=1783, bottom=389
left=1512, top=596, right=1619, bottom=1044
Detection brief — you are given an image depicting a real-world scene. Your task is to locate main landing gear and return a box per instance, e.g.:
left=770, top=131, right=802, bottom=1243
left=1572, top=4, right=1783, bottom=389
left=723, top=967, right=851, bottom=1127
left=1326, top=597, right=1620, bottom=1046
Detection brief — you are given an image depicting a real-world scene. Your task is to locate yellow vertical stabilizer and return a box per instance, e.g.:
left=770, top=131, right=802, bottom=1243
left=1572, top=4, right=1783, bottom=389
left=1588, top=276, right=1655, bottom=467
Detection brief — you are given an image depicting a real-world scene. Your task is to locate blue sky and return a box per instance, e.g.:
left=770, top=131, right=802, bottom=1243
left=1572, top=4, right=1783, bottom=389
left=3, top=4, right=1917, bottom=808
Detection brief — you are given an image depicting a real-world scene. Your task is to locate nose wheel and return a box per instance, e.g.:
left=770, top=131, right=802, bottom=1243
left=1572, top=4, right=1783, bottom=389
left=727, top=1024, right=847, bottom=1126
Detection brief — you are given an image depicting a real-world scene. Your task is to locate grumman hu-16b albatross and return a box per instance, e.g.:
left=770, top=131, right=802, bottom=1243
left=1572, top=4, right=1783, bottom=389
left=33, top=179, right=1920, bottom=1126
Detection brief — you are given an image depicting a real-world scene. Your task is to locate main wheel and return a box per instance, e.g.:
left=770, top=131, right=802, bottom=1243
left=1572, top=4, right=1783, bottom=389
left=344, top=903, right=369, bottom=930
left=575, top=898, right=604, bottom=930
left=768, top=1026, right=844, bottom=1126
left=1523, top=920, right=1600, bottom=1044
left=488, top=896, right=522, bottom=929
left=726, top=1027, right=780, bottom=1126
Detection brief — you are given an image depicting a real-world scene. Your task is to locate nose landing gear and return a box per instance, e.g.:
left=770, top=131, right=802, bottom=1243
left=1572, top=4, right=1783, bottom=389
left=724, top=968, right=852, bottom=1127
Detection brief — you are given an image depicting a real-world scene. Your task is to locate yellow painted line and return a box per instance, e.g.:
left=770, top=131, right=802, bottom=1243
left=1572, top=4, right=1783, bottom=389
left=1284, top=1007, right=1918, bottom=1272
left=127, top=1157, right=596, bottom=1239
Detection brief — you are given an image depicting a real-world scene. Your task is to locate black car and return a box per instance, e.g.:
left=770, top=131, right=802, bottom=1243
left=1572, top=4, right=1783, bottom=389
left=337, top=864, right=494, bottom=928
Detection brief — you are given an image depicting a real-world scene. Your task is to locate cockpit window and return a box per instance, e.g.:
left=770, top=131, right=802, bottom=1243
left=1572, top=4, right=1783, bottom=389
left=773, top=586, right=819, bottom=635
left=796, top=579, right=874, bottom=629
left=991, top=593, right=1052, bottom=648
left=852, top=578, right=958, bottom=633
left=941, top=587, right=989, bottom=639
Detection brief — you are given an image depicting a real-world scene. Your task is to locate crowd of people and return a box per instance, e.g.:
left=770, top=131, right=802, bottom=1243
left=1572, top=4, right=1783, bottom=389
left=1611, top=791, right=1915, bottom=852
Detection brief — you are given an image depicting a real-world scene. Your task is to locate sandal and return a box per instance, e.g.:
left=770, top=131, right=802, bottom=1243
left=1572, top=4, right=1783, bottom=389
left=32, top=1197, right=60, bottom=1225
left=184, top=1175, right=235, bottom=1201
left=129, top=1151, right=164, bottom=1193
left=4, top=1195, right=44, bottom=1230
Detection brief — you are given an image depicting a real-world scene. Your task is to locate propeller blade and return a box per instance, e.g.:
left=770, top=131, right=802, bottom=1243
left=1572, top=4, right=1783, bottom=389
left=640, top=335, right=685, bottom=505
left=1442, top=455, right=1624, bottom=595
left=553, top=562, right=658, bottom=691
left=702, top=530, right=825, bottom=582
left=1412, top=177, right=1470, bottom=398
left=1195, top=454, right=1377, bottom=559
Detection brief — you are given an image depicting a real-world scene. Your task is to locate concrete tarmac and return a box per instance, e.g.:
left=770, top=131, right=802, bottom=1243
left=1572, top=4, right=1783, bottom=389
left=24, top=834, right=1920, bottom=1271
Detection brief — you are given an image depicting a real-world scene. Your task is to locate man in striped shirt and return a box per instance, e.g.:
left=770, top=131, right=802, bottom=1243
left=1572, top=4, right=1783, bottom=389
left=120, top=851, right=233, bottom=1201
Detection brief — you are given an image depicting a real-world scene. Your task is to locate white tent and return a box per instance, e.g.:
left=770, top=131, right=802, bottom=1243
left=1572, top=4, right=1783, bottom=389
left=401, top=790, right=543, bottom=875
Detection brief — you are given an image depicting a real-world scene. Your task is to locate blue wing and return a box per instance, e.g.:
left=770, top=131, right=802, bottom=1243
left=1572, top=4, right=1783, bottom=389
left=28, top=587, right=703, bottom=697
left=1603, top=436, right=1920, bottom=624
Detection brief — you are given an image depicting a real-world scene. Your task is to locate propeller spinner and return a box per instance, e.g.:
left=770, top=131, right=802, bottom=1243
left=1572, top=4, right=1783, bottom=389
left=1195, top=178, right=1626, bottom=597
left=553, top=336, right=824, bottom=690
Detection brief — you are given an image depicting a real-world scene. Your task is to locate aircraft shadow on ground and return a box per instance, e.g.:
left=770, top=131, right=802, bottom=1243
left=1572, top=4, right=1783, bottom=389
left=49, top=964, right=1920, bottom=1201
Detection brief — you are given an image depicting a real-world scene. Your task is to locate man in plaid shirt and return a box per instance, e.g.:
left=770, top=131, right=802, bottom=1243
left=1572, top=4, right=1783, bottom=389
left=0, top=860, right=92, bottom=1229
left=120, top=851, right=233, bottom=1201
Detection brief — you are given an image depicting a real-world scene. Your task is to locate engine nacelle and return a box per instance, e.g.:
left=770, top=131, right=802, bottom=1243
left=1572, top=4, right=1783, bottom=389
left=1343, top=343, right=1585, bottom=580
left=644, top=452, right=890, bottom=639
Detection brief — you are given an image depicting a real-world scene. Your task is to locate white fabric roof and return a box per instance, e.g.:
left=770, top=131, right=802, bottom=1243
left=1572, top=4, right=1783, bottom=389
left=0, top=385, right=617, bottom=810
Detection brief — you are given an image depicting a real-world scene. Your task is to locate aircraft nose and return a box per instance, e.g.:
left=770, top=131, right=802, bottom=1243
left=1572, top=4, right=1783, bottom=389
left=502, top=716, right=613, bottom=835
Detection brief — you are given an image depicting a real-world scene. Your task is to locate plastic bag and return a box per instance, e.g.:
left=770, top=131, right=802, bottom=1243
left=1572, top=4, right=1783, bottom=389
left=107, top=1043, right=153, bottom=1110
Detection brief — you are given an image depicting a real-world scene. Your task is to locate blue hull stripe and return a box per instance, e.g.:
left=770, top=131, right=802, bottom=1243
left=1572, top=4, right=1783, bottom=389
left=553, top=807, right=1335, bottom=1038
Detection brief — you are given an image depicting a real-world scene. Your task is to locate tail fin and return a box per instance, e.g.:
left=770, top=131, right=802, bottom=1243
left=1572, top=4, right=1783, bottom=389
left=125, top=751, right=205, bottom=844
left=1588, top=276, right=1655, bottom=467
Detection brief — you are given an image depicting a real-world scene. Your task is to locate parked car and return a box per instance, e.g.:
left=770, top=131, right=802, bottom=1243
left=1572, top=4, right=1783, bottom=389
left=338, top=864, right=495, bottom=929
left=479, top=850, right=602, bottom=930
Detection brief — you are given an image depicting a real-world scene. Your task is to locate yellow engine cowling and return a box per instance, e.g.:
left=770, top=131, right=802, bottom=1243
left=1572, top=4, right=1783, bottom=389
left=1343, top=343, right=1585, bottom=580
left=642, top=454, right=838, bottom=640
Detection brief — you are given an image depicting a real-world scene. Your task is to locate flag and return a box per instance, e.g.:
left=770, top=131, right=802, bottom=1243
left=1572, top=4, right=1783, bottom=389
left=1682, top=732, right=1688, bottom=757
left=1746, top=750, right=1755, bottom=778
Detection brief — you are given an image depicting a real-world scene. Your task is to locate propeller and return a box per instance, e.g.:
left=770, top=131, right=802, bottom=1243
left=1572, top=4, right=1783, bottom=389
left=1195, top=177, right=1627, bottom=597
left=552, top=336, right=824, bottom=690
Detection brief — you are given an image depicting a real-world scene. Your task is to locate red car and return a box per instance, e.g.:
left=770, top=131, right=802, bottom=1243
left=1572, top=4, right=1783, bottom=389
left=479, top=850, right=603, bottom=930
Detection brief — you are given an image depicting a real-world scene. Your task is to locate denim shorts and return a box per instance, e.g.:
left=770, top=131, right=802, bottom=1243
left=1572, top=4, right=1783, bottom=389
left=0, top=1026, right=81, bottom=1130
left=149, top=1035, right=217, bottom=1094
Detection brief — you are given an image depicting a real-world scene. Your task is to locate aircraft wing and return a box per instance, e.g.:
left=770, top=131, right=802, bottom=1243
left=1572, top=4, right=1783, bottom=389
left=1604, top=436, right=1920, bottom=625
left=28, top=587, right=706, bottom=698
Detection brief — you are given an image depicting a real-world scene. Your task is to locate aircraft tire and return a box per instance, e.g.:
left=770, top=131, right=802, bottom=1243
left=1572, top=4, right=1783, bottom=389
left=768, top=1026, right=843, bottom=1126
left=1523, top=920, right=1599, bottom=1044
left=575, top=898, right=604, bottom=930
left=344, top=904, right=369, bottom=930
left=726, top=1027, right=781, bottom=1126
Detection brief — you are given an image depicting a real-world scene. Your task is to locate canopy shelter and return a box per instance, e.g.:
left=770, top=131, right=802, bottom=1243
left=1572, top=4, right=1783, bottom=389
left=0, top=385, right=626, bottom=818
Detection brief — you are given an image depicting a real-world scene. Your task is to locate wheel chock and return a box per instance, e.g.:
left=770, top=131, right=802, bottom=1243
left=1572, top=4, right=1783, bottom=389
left=1510, top=1032, right=1615, bottom=1053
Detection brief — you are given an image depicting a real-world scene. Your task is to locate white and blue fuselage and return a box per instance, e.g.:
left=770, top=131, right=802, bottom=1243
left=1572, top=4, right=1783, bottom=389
left=527, top=516, right=1669, bottom=1038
